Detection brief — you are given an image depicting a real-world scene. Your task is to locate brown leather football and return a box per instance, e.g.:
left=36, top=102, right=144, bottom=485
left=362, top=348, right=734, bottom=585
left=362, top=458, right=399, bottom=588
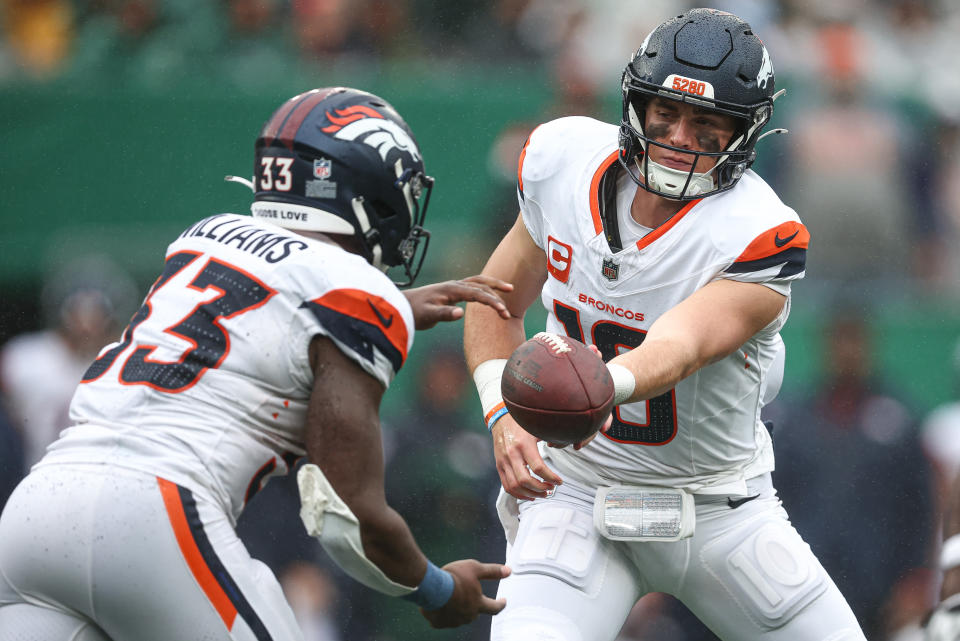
left=501, top=332, right=614, bottom=446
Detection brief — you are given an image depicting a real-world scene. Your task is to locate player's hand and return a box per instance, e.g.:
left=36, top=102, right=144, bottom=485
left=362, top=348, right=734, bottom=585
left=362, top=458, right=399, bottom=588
left=404, top=275, right=513, bottom=330
left=419, top=560, right=510, bottom=629
left=492, top=413, right=562, bottom=500
left=555, top=412, right=612, bottom=451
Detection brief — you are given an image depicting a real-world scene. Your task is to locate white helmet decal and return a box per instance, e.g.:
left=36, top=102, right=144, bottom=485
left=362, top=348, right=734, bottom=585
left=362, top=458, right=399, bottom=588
left=757, top=46, right=774, bottom=89
left=635, top=30, right=652, bottom=60
left=323, top=106, right=421, bottom=162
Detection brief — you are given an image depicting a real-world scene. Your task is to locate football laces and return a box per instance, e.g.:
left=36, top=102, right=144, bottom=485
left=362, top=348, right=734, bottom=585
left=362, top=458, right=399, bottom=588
left=534, top=332, right=572, bottom=354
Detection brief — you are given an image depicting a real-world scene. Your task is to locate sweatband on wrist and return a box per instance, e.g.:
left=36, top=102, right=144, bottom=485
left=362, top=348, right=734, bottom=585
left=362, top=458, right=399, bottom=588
left=942, top=533, right=960, bottom=570
left=485, top=404, right=508, bottom=431
left=607, top=363, right=636, bottom=405
left=401, top=561, right=455, bottom=610
left=473, top=358, right=509, bottom=431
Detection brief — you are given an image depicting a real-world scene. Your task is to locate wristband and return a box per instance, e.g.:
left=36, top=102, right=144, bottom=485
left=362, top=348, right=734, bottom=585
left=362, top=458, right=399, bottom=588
left=942, top=533, right=960, bottom=570
left=401, top=560, right=455, bottom=610
left=473, top=358, right=509, bottom=431
left=484, top=403, right=509, bottom=432
left=607, top=363, right=636, bottom=405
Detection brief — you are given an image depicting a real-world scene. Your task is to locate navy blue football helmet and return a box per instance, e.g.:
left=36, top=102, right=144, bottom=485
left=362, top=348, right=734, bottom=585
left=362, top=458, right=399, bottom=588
left=248, top=87, right=433, bottom=286
left=619, top=9, right=780, bottom=200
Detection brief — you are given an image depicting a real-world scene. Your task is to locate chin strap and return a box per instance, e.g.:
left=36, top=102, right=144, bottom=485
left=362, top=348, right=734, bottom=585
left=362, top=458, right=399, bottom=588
left=351, top=197, right=384, bottom=271
left=224, top=175, right=255, bottom=191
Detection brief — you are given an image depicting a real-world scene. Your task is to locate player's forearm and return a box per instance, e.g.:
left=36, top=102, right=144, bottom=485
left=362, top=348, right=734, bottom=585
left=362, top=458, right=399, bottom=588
left=609, top=336, right=699, bottom=403
left=464, top=301, right=526, bottom=371
left=356, top=506, right=429, bottom=587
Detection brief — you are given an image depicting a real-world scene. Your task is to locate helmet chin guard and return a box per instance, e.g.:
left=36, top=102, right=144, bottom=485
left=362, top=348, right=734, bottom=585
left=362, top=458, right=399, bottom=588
left=637, top=157, right=717, bottom=198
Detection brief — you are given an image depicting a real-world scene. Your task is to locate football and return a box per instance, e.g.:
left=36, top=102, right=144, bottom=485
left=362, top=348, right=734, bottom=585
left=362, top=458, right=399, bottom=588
left=501, top=332, right=615, bottom=446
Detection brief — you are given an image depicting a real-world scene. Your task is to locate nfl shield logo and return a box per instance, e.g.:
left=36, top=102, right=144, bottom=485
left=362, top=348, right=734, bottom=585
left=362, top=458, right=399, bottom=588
left=602, top=258, right=619, bottom=281
left=313, top=158, right=332, bottom=179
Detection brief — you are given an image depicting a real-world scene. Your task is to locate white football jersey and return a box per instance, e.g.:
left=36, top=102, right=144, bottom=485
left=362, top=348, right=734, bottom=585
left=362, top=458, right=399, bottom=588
left=41, top=213, right=415, bottom=521
left=519, top=117, right=808, bottom=494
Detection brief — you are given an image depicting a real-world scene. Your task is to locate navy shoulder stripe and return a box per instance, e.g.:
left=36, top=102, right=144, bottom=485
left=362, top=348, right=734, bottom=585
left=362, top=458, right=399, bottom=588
left=300, top=300, right=404, bottom=374
left=725, top=247, right=807, bottom=278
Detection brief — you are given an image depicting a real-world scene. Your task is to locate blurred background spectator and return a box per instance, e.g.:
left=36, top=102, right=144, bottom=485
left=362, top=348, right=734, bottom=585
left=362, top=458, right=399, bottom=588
left=379, top=342, right=504, bottom=641
left=236, top=470, right=354, bottom=641
left=765, top=307, right=935, bottom=640
left=782, top=19, right=918, bottom=292
left=0, top=405, right=23, bottom=513
left=0, top=255, right=136, bottom=468
left=2, top=1, right=959, bottom=639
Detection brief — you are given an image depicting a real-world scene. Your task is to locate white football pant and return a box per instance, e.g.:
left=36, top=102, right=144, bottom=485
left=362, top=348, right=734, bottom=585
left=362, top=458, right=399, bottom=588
left=0, top=464, right=304, bottom=641
left=491, top=473, right=866, bottom=641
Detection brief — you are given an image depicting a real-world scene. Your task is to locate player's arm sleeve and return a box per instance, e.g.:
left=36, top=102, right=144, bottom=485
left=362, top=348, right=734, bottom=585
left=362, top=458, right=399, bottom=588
left=718, top=220, right=809, bottom=296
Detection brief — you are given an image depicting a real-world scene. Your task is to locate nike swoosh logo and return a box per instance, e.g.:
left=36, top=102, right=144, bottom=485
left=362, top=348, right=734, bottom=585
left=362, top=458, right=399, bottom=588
left=727, top=494, right=760, bottom=509
left=774, top=230, right=799, bottom=247
left=367, top=298, right=393, bottom=328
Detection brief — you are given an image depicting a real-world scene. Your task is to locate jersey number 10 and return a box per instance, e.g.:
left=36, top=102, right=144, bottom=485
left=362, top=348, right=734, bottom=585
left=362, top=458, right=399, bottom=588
left=554, top=301, right=678, bottom=445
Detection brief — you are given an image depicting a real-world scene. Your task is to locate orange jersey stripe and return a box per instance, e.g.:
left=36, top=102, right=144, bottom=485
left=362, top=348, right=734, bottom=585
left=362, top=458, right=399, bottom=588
left=311, top=289, right=409, bottom=364
left=157, top=478, right=237, bottom=629
left=636, top=198, right=702, bottom=251
left=517, top=125, right=541, bottom=196
left=590, top=151, right=621, bottom=235
left=736, top=221, right=810, bottom=263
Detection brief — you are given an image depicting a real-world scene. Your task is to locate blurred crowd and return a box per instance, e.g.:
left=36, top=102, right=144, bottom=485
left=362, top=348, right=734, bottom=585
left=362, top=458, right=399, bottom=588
left=3, top=0, right=960, bottom=296
left=3, top=0, right=960, bottom=640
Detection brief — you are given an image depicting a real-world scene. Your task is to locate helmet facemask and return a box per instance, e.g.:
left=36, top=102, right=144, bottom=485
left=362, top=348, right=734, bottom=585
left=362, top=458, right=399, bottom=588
left=618, top=82, right=772, bottom=200
left=360, top=162, right=434, bottom=288
left=617, top=8, right=780, bottom=200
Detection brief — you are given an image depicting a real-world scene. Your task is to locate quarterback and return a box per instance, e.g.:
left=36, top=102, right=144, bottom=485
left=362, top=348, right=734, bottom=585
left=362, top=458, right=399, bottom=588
left=0, top=87, right=510, bottom=640
left=465, top=9, right=867, bottom=641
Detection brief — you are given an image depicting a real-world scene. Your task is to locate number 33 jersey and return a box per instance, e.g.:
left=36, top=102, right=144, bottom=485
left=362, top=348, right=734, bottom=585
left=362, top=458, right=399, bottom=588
left=519, top=117, right=809, bottom=493
left=44, top=213, right=415, bottom=520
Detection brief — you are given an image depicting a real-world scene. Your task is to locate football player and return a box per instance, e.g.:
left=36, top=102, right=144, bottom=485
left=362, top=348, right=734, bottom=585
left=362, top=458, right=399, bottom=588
left=464, top=9, right=867, bottom=641
left=0, top=87, right=511, bottom=640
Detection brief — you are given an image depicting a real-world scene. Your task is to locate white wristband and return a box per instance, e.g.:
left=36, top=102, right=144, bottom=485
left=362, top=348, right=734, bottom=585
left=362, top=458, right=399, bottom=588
left=472, top=358, right=508, bottom=431
left=607, top=363, right=636, bottom=405
left=942, top=533, right=960, bottom=570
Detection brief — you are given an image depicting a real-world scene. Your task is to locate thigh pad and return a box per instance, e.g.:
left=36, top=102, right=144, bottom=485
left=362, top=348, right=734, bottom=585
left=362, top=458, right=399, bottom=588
left=699, top=517, right=827, bottom=630
left=512, top=503, right=607, bottom=595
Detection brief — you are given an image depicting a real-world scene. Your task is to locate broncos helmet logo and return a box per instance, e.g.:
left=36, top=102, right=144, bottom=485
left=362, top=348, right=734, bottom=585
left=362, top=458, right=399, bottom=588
left=322, top=106, right=422, bottom=163
left=756, top=46, right=774, bottom=90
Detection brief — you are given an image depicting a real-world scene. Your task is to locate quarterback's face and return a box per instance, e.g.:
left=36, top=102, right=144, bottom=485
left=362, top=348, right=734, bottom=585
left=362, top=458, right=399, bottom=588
left=644, top=98, right=738, bottom=173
